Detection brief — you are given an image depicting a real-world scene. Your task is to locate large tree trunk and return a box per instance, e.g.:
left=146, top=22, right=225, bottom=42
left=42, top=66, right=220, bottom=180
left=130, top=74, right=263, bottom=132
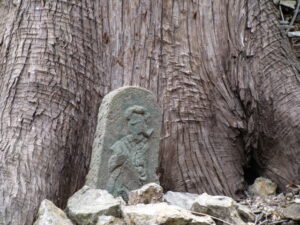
left=248, top=1, right=300, bottom=189
left=0, top=1, right=105, bottom=224
left=99, top=0, right=248, bottom=197
left=0, top=0, right=299, bottom=224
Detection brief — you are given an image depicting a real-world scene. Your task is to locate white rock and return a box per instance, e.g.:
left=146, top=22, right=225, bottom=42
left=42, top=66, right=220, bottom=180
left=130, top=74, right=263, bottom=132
left=164, top=191, right=199, bottom=210
left=128, top=183, right=163, bottom=205
left=294, top=198, right=300, bottom=204
left=122, top=202, right=216, bottom=225
left=193, top=193, right=235, bottom=208
left=96, top=215, right=125, bottom=225
left=33, top=199, right=74, bottom=225
left=191, top=193, right=254, bottom=225
left=287, top=32, right=300, bottom=38
left=66, top=186, right=122, bottom=225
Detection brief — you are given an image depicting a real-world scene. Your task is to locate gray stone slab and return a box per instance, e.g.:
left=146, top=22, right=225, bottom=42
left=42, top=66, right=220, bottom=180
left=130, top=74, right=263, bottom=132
left=85, top=86, right=161, bottom=200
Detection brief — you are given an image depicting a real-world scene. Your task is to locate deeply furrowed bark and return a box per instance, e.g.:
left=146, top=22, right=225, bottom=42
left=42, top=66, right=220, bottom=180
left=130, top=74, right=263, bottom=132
left=101, top=0, right=248, bottom=197
left=246, top=0, right=300, bottom=188
left=0, top=0, right=299, bottom=224
left=0, top=1, right=105, bottom=224
left=99, top=0, right=300, bottom=195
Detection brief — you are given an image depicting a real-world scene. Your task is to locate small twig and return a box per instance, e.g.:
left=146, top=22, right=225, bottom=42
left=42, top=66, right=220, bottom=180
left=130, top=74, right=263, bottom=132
left=288, top=0, right=300, bottom=32
left=190, top=210, right=234, bottom=225
left=255, top=212, right=264, bottom=225
left=279, top=5, right=285, bottom=21
left=259, top=219, right=269, bottom=225
left=269, top=220, right=289, bottom=224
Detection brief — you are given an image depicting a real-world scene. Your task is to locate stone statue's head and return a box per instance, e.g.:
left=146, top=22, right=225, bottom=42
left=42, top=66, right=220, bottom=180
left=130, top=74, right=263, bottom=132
left=125, top=105, right=151, bottom=137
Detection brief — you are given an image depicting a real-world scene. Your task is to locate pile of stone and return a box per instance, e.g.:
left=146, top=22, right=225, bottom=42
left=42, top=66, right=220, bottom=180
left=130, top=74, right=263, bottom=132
left=33, top=183, right=253, bottom=225
left=240, top=178, right=300, bottom=225
left=33, top=179, right=300, bottom=225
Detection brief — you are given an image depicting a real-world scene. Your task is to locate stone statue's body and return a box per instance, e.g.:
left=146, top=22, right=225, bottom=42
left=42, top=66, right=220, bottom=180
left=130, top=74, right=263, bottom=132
left=85, top=87, right=161, bottom=200
left=107, top=106, right=153, bottom=199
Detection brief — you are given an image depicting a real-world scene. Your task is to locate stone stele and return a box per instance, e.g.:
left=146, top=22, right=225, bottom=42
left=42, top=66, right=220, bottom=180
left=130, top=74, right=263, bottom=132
left=85, top=86, right=161, bottom=200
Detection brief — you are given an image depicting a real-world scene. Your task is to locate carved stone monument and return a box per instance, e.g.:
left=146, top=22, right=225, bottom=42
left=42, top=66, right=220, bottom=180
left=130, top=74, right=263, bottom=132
left=85, top=86, right=161, bottom=200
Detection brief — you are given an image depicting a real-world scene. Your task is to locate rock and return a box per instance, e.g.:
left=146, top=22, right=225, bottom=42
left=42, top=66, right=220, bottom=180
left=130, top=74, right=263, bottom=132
left=164, top=191, right=199, bottom=210
left=122, top=203, right=216, bottom=225
left=288, top=32, right=300, bottom=38
left=274, top=0, right=280, bottom=4
left=282, top=203, right=300, bottom=221
left=191, top=193, right=254, bottom=225
left=85, top=86, right=162, bottom=201
left=33, top=199, right=74, bottom=225
left=96, top=215, right=125, bottom=225
left=66, top=186, right=122, bottom=225
left=249, top=177, right=277, bottom=197
left=128, top=183, right=163, bottom=205
left=280, top=0, right=296, bottom=9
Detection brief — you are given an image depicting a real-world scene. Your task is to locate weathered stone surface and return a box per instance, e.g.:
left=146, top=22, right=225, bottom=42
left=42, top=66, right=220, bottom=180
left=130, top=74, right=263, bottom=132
left=122, top=203, right=216, bottom=225
left=33, top=199, right=74, bottom=225
left=164, top=190, right=255, bottom=223
left=85, top=86, right=161, bottom=201
left=249, top=177, right=277, bottom=197
left=96, top=215, right=126, bottom=225
left=282, top=203, right=300, bottom=221
left=65, top=186, right=122, bottom=225
left=164, top=191, right=199, bottom=210
left=128, top=183, right=163, bottom=205
left=280, top=0, right=296, bottom=9
left=191, top=193, right=254, bottom=225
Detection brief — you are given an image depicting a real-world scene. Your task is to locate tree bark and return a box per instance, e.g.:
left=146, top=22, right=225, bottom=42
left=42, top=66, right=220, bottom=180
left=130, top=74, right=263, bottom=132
left=246, top=0, right=300, bottom=189
left=0, top=1, right=105, bottom=224
left=0, top=0, right=299, bottom=224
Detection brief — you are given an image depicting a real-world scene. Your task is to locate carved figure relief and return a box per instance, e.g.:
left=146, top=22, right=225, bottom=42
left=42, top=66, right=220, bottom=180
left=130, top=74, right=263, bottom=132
left=85, top=86, right=161, bottom=201
left=107, top=105, right=153, bottom=200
